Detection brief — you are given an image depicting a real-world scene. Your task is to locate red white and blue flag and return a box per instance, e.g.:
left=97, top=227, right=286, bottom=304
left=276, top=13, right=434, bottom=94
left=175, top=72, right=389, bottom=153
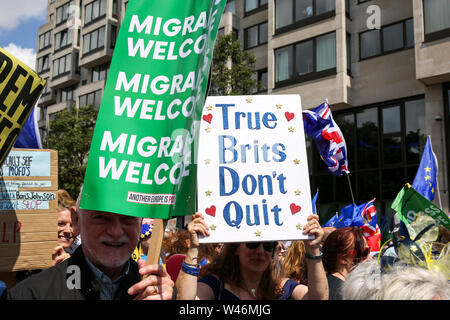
left=303, top=101, right=349, bottom=176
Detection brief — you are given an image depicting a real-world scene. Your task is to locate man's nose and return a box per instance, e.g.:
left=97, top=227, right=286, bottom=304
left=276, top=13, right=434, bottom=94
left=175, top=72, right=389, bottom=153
left=107, top=217, right=125, bottom=236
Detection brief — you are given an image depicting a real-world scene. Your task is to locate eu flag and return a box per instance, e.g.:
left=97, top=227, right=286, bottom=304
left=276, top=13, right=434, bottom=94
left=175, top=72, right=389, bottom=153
left=303, top=101, right=349, bottom=176
left=412, top=136, right=437, bottom=201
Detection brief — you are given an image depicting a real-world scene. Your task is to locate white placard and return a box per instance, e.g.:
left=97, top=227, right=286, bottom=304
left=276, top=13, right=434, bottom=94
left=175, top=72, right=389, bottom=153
left=197, top=95, right=313, bottom=243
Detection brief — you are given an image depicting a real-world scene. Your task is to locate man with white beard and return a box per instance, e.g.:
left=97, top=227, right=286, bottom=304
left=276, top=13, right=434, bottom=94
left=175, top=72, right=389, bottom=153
left=8, top=188, right=174, bottom=300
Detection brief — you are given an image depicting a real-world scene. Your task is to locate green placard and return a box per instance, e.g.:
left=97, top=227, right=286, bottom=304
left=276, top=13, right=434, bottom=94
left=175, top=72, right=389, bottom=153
left=80, top=0, right=226, bottom=219
left=392, top=184, right=450, bottom=230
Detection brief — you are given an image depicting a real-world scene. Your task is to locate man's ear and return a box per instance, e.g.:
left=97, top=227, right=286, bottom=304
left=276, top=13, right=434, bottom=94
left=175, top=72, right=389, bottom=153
left=71, top=206, right=80, bottom=236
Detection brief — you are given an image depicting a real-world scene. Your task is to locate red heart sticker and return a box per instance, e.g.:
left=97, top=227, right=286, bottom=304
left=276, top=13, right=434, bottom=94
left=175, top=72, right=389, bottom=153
left=290, top=203, right=301, bottom=215
left=285, top=112, right=295, bottom=121
left=205, top=205, right=216, bottom=217
left=202, top=114, right=213, bottom=123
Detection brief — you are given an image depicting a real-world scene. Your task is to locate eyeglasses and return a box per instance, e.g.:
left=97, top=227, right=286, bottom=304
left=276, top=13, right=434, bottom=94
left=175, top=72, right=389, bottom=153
left=245, top=242, right=278, bottom=253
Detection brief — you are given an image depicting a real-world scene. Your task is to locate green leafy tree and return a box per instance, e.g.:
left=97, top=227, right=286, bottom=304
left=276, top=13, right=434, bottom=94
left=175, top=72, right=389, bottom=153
left=44, top=105, right=98, bottom=198
left=209, top=33, right=261, bottom=96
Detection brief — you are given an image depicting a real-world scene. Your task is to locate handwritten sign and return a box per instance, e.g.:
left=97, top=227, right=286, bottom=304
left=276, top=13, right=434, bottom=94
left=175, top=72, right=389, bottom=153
left=0, top=148, right=58, bottom=271
left=198, top=95, right=313, bottom=243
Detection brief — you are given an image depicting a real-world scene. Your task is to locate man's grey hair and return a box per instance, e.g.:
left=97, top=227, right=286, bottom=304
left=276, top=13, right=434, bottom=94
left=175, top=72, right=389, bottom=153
left=376, top=264, right=449, bottom=300
left=342, top=259, right=382, bottom=300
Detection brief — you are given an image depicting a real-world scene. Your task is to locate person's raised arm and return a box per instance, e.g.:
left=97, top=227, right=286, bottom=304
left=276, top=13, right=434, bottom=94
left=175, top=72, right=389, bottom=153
left=176, top=212, right=212, bottom=300
left=296, top=214, right=329, bottom=300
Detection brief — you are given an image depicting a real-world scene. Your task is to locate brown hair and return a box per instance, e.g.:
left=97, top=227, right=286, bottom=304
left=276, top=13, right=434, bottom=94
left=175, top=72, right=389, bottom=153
left=200, top=243, right=281, bottom=300
left=322, top=227, right=368, bottom=274
left=283, top=241, right=308, bottom=285
left=57, top=189, right=75, bottom=211
left=161, top=229, right=190, bottom=261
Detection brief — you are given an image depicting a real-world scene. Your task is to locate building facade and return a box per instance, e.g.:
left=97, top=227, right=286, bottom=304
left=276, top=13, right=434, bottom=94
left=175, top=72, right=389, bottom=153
left=36, top=0, right=450, bottom=224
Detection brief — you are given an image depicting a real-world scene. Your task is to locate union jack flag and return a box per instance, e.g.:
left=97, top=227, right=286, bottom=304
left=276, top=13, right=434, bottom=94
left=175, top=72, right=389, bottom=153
left=303, top=101, right=349, bottom=176
left=322, top=198, right=380, bottom=253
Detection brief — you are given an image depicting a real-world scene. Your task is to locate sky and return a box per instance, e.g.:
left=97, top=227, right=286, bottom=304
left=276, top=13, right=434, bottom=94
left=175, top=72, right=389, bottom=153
left=0, top=0, right=48, bottom=71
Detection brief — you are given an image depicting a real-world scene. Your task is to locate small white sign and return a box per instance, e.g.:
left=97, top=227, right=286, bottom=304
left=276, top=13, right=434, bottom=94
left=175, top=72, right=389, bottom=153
left=0, top=151, right=51, bottom=177
left=197, top=95, right=312, bottom=243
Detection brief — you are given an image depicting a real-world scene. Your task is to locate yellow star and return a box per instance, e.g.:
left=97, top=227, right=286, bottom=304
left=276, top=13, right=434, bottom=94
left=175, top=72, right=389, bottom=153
left=204, top=158, right=211, bottom=164
left=424, top=166, right=431, bottom=172
left=431, top=188, right=435, bottom=193
left=293, top=158, right=300, bottom=164
left=210, top=224, right=216, bottom=231
left=205, top=190, right=212, bottom=196
left=206, top=105, right=213, bottom=111
left=294, top=190, right=301, bottom=196
left=254, top=230, right=261, bottom=237
left=288, top=127, right=295, bottom=132
left=296, top=224, right=303, bottom=230
left=205, top=127, right=211, bottom=133
left=424, top=176, right=431, bottom=181
left=276, top=104, right=283, bottom=109
left=246, top=98, right=252, bottom=103
left=410, top=245, right=418, bottom=252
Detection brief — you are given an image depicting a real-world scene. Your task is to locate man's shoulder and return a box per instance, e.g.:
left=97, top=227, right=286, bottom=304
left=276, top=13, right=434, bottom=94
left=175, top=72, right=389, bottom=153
left=8, top=260, right=70, bottom=300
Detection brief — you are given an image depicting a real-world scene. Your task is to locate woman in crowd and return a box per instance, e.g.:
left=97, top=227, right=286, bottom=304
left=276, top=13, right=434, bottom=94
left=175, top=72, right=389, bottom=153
left=176, top=212, right=328, bottom=300
left=322, top=227, right=371, bottom=300
left=52, top=189, right=78, bottom=265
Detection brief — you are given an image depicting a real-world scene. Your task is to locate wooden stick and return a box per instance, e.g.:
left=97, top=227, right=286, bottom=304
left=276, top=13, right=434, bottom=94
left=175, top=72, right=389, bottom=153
left=145, top=218, right=167, bottom=266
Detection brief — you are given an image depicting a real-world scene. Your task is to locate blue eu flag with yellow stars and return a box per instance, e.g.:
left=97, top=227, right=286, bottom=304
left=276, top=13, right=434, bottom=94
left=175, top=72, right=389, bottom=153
left=412, top=136, right=438, bottom=201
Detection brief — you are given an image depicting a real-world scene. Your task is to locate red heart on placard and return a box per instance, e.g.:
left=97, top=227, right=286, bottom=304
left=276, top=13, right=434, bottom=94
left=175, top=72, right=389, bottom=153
left=285, top=112, right=295, bottom=121
left=290, top=203, right=301, bottom=215
left=202, top=114, right=213, bottom=123
left=205, top=205, right=216, bottom=217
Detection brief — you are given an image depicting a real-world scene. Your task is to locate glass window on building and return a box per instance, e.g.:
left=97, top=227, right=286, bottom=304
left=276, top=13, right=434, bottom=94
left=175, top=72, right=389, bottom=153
left=85, top=0, right=107, bottom=24
left=59, top=85, right=76, bottom=103
left=383, top=23, right=404, bottom=52
left=244, top=22, right=267, bottom=49
left=360, top=29, right=381, bottom=59
left=316, top=32, right=336, bottom=72
left=251, top=69, right=268, bottom=93
left=52, top=54, right=72, bottom=77
left=54, top=29, right=73, bottom=51
left=225, top=0, right=236, bottom=13
left=37, top=55, right=50, bottom=73
left=92, top=63, right=109, bottom=82
left=83, top=26, right=106, bottom=55
left=295, top=40, right=313, bottom=76
left=276, top=0, right=334, bottom=32
left=275, top=0, right=293, bottom=29
left=360, top=19, right=414, bottom=59
left=56, top=1, right=74, bottom=25
left=275, top=45, right=293, bottom=83
left=39, top=31, right=52, bottom=51
left=275, top=32, right=336, bottom=87
left=245, top=0, right=267, bottom=14
left=423, top=0, right=450, bottom=36
left=79, top=89, right=103, bottom=109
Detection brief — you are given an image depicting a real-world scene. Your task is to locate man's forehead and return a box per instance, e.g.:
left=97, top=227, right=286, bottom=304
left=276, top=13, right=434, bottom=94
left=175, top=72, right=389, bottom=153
left=78, top=209, right=142, bottom=220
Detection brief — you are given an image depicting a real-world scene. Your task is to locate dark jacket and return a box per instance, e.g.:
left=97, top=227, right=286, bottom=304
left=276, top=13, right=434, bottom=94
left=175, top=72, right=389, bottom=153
left=8, top=246, right=140, bottom=300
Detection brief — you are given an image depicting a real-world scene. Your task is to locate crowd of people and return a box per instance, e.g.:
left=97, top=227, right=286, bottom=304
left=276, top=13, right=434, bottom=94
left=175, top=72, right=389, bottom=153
left=0, top=188, right=448, bottom=300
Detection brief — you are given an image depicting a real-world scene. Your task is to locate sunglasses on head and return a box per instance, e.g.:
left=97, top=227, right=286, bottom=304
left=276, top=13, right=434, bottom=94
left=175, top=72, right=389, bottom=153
left=245, top=242, right=278, bottom=253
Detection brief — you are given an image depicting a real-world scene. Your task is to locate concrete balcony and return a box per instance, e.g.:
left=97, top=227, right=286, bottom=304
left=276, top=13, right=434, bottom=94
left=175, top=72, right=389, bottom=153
left=50, top=47, right=80, bottom=89
left=79, top=18, right=116, bottom=68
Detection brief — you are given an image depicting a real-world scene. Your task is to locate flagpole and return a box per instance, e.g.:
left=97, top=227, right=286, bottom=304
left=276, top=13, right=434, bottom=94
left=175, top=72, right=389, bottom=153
left=345, top=172, right=356, bottom=205
left=428, top=136, right=443, bottom=208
